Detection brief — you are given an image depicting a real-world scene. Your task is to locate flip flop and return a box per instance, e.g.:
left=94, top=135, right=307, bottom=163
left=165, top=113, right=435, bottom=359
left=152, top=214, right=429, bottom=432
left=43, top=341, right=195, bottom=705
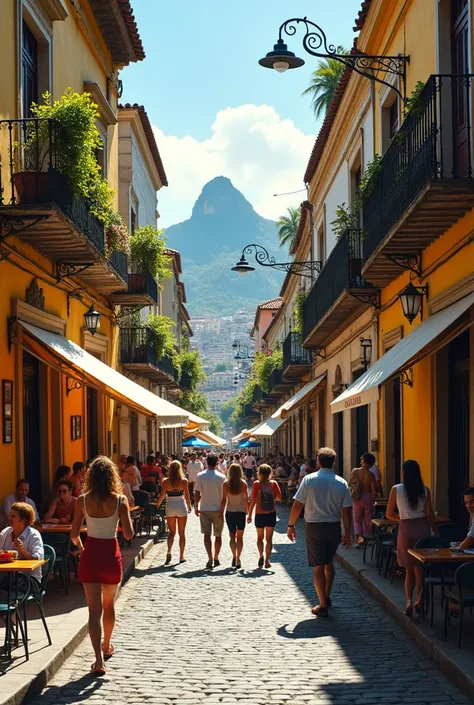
left=311, top=605, right=329, bottom=617
left=258, top=557, right=264, bottom=568
left=165, top=553, right=172, bottom=565
left=102, top=644, right=115, bottom=660
left=91, top=663, right=106, bottom=676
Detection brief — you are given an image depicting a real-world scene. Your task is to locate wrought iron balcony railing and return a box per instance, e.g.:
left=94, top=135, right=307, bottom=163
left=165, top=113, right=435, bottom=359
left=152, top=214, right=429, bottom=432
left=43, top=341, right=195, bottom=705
left=244, top=403, right=259, bottom=418
left=0, top=117, right=105, bottom=253
left=303, top=229, right=368, bottom=341
left=268, top=368, right=283, bottom=392
left=363, top=74, right=474, bottom=261
left=283, top=332, right=311, bottom=369
left=120, top=327, right=176, bottom=380
left=108, top=250, right=128, bottom=281
left=127, top=272, right=159, bottom=304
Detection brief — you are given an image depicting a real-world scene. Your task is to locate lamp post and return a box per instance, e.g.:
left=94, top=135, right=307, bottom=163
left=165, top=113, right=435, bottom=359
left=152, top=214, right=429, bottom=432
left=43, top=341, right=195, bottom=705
left=398, top=283, right=428, bottom=324
left=232, top=339, right=255, bottom=360
left=259, top=17, right=409, bottom=101
left=359, top=337, right=372, bottom=371
left=231, top=244, right=321, bottom=278
left=84, top=305, right=101, bottom=335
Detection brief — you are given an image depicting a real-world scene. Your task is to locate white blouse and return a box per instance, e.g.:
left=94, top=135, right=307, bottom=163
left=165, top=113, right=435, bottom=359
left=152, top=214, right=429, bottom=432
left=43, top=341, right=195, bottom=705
left=395, top=484, right=427, bottom=520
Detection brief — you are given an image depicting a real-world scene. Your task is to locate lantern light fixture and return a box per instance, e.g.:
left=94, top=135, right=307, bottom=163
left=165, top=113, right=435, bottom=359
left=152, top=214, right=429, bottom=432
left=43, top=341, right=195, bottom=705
left=84, top=304, right=101, bottom=335
left=398, top=282, right=428, bottom=325
left=360, top=337, right=373, bottom=371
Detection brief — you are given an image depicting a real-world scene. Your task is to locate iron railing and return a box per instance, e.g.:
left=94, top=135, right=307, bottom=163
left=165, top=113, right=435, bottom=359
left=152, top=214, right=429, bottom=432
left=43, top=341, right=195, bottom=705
left=283, top=332, right=311, bottom=368
left=268, top=368, right=283, bottom=392
left=303, top=229, right=368, bottom=340
left=108, top=250, right=128, bottom=281
left=363, top=74, right=474, bottom=260
left=0, top=117, right=105, bottom=253
left=120, top=327, right=175, bottom=380
left=180, top=369, right=192, bottom=390
left=128, top=272, right=159, bottom=304
left=252, top=385, right=265, bottom=404
left=244, top=403, right=259, bottom=418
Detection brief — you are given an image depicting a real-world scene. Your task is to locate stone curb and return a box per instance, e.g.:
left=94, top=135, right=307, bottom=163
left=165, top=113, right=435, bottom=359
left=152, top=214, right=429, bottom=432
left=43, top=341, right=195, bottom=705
left=3, top=537, right=157, bottom=705
left=336, top=551, right=474, bottom=702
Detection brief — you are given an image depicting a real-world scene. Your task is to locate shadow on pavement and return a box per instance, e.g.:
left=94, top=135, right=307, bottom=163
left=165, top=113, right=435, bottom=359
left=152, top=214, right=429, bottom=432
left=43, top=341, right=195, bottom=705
left=24, top=674, right=104, bottom=703
left=237, top=568, right=275, bottom=579
left=170, top=567, right=235, bottom=579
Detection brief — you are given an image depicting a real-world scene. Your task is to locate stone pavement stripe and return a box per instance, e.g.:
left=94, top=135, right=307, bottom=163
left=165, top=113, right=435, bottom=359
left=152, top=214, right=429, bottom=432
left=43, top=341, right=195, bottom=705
left=26, top=508, right=472, bottom=705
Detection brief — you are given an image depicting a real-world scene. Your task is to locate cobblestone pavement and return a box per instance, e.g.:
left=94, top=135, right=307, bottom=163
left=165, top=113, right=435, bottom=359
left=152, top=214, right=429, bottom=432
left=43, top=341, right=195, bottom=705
left=29, top=508, right=471, bottom=705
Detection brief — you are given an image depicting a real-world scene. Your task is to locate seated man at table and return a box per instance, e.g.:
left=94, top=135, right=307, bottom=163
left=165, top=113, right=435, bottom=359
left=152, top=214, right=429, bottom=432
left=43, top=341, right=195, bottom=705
left=459, top=487, right=474, bottom=550
left=0, top=502, right=44, bottom=590
left=2, top=479, right=39, bottom=528
left=141, top=454, right=163, bottom=482
left=44, top=480, right=76, bottom=524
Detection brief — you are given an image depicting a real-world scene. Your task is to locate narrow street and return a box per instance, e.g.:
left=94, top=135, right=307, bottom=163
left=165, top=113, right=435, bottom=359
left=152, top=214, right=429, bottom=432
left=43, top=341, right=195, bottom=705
left=30, top=509, right=469, bottom=705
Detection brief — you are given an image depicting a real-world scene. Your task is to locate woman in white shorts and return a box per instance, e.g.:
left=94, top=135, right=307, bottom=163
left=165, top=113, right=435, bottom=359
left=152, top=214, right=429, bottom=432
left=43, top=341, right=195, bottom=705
left=156, top=460, right=191, bottom=565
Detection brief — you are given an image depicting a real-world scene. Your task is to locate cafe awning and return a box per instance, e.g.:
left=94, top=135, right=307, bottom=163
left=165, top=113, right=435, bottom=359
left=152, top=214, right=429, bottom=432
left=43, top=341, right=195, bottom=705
left=19, top=322, right=189, bottom=428
left=331, top=292, right=474, bottom=414
left=184, top=412, right=210, bottom=431
left=252, top=374, right=326, bottom=437
left=185, top=429, right=227, bottom=446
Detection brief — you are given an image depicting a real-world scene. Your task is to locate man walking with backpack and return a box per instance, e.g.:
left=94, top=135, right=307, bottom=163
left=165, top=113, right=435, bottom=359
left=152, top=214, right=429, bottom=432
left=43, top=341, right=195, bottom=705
left=287, top=448, right=352, bottom=617
left=194, top=453, right=226, bottom=569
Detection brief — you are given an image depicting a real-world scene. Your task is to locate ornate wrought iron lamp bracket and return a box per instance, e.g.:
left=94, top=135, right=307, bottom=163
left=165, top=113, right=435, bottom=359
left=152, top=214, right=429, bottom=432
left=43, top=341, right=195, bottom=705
left=311, top=346, right=326, bottom=360
left=384, top=253, right=422, bottom=278
left=56, top=262, right=93, bottom=282
left=399, top=368, right=413, bottom=387
left=348, top=290, right=381, bottom=309
left=66, top=377, right=82, bottom=396
left=279, top=17, right=409, bottom=101
left=242, top=243, right=321, bottom=277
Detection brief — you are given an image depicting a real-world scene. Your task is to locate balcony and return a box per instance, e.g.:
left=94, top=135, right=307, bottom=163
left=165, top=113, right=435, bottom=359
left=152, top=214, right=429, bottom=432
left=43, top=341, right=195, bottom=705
left=0, top=118, right=127, bottom=294
left=252, top=385, right=271, bottom=411
left=180, top=369, right=192, bottom=390
left=283, top=332, right=312, bottom=379
left=362, top=74, right=474, bottom=288
left=110, top=271, right=159, bottom=306
left=303, top=229, right=379, bottom=348
left=267, top=368, right=292, bottom=401
left=120, top=327, right=178, bottom=386
left=244, top=403, right=259, bottom=419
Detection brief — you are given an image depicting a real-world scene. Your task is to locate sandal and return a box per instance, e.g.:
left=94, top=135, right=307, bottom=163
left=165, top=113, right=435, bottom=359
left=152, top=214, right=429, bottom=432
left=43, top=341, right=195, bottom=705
left=311, top=605, right=328, bottom=618
left=102, top=644, right=115, bottom=660
left=165, top=553, right=172, bottom=565
left=91, top=663, right=106, bottom=677
left=404, top=606, right=413, bottom=617
left=264, top=560, right=271, bottom=568
left=258, top=557, right=264, bottom=568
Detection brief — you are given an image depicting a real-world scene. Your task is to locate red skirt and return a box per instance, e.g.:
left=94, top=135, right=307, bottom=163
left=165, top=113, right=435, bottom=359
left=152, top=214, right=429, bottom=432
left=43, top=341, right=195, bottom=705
left=78, top=537, right=122, bottom=585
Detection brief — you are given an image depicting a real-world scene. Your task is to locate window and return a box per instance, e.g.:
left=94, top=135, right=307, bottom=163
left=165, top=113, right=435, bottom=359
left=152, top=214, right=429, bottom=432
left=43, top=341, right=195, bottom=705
left=389, top=99, right=399, bottom=141
left=22, top=21, right=38, bottom=117
left=317, top=224, right=326, bottom=263
left=130, top=207, right=136, bottom=234
left=381, top=91, right=400, bottom=153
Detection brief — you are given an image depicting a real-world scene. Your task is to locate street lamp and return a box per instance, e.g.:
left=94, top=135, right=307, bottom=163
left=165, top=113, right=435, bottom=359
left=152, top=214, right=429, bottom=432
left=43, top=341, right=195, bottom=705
left=259, top=17, right=409, bottom=100
left=398, top=283, right=428, bottom=325
left=232, top=339, right=255, bottom=360
left=360, top=337, right=372, bottom=371
left=231, top=244, right=321, bottom=279
left=84, top=305, right=101, bottom=335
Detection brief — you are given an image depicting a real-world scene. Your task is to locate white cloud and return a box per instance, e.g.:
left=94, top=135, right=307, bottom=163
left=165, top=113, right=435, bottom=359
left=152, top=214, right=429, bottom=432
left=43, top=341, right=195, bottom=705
left=153, top=104, right=315, bottom=227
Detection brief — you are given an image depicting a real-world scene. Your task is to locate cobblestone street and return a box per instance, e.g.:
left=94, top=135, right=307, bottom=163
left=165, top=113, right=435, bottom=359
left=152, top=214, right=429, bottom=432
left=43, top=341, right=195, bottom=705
left=30, top=509, right=470, bottom=705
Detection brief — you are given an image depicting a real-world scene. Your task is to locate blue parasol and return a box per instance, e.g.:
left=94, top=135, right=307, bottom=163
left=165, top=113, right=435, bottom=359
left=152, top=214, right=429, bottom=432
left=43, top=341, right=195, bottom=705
left=182, top=436, right=211, bottom=448
left=238, top=440, right=261, bottom=448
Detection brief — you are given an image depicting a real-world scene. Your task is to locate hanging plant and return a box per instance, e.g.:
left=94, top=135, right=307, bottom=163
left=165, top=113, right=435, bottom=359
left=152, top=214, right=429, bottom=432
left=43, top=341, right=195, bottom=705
left=293, top=289, right=307, bottom=334
left=105, top=212, right=130, bottom=256
left=129, top=225, right=171, bottom=283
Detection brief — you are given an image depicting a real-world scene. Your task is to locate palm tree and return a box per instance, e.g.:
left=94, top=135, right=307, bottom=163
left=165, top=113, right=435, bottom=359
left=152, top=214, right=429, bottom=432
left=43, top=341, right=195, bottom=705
left=277, top=207, right=300, bottom=251
left=302, top=48, right=348, bottom=119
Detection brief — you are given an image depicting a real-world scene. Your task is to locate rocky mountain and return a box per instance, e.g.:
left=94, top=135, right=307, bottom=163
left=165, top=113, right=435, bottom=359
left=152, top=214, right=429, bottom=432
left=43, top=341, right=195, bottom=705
left=166, top=177, right=284, bottom=317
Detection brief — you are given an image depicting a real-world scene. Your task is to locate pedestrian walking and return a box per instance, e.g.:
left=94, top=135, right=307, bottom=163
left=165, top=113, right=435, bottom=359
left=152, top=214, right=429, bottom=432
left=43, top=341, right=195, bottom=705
left=187, top=453, right=203, bottom=505
left=386, top=459, right=438, bottom=616
left=71, top=456, right=134, bottom=676
left=247, top=463, right=282, bottom=568
left=156, top=460, right=191, bottom=565
left=243, top=452, right=256, bottom=488
left=194, top=453, right=226, bottom=569
left=287, top=447, right=352, bottom=617
left=349, top=454, right=377, bottom=545
left=223, top=463, right=249, bottom=568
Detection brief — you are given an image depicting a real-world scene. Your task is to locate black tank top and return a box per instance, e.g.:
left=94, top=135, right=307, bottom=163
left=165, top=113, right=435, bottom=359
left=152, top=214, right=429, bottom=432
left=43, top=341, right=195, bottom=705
left=167, top=489, right=184, bottom=497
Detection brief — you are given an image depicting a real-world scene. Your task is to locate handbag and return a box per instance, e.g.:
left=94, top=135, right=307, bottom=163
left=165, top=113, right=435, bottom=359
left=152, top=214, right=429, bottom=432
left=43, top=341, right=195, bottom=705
left=349, top=469, right=361, bottom=501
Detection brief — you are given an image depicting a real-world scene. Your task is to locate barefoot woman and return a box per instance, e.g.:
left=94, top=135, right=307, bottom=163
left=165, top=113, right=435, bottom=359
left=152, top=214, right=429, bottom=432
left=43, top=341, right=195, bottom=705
left=71, top=456, right=133, bottom=675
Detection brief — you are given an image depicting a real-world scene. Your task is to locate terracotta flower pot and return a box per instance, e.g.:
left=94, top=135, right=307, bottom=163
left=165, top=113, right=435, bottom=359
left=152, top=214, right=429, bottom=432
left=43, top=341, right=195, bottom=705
left=12, top=171, right=51, bottom=203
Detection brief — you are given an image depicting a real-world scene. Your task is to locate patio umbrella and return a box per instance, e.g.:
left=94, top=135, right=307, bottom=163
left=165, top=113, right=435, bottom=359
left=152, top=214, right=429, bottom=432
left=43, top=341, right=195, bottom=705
left=238, top=440, right=261, bottom=448
left=182, top=436, right=211, bottom=448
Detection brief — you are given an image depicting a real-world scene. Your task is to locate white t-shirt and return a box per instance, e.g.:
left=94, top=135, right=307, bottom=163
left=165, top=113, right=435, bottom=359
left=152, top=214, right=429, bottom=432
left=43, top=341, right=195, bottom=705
left=217, top=460, right=227, bottom=474
left=195, top=468, right=226, bottom=511
left=243, top=455, right=256, bottom=470
left=369, top=464, right=381, bottom=482
left=294, top=469, right=353, bottom=523
left=187, top=460, right=203, bottom=483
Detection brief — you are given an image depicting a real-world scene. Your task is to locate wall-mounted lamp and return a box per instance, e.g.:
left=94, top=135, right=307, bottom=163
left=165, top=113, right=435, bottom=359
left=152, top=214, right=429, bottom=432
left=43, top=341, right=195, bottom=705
left=360, top=337, right=372, bottom=371
left=398, top=283, right=428, bottom=325
left=84, top=305, right=101, bottom=335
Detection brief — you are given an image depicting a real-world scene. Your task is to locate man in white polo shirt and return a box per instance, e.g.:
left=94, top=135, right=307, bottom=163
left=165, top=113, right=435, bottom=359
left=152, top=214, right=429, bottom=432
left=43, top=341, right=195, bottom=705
left=186, top=453, right=203, bottom=505
left=287, top=447, right=352, bottom=618
left=194, top=453, right=226, bottom=569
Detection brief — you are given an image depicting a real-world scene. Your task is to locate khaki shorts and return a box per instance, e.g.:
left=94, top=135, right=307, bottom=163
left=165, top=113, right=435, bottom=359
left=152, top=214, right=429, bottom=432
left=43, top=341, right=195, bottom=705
left=200, top=510, right=224, bottom=537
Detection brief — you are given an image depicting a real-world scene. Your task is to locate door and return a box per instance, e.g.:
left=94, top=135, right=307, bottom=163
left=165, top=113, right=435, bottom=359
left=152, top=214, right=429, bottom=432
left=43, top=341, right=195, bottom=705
left=22, top=22, right=38, bottom=117
left=334, top=412, right=344, bottom=476
left=448, top=330, right=470, bottom=524
left=86, top=386, right=99, bottom=460
left=451, top=0, right=470, bottom=177
left=355, top=405, right=369, bottom=466
left=23, top=352, right=41, bottom=504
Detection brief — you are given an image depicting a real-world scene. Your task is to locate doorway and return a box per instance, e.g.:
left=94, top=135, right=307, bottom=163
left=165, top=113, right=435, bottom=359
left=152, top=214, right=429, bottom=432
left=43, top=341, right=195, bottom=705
left=352, top=369, right=369, bottom=466
left=384, top=377, right=402, bottom=489
left=448, top=329, right=470, bottom=524
left=333, top=412, right=344, bottom=476
left=86, top=386, right=99, bottom=460
left=451, top=0, right=469, bottom=177
left=23, top=351, right=41, bottom=504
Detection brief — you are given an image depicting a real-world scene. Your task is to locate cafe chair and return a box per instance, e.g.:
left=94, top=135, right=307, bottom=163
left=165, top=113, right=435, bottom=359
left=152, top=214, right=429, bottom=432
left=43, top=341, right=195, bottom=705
left=142, top=502, right=161, bottom=538
left=23, top=545, right=55, bottom=647
left=40, top=532, right=71, bottom=595
left=443, top=562, right=474, bottom=648
left=414, top=536, right=454, bottom=626
left=0, top=574, right=30, bottom=660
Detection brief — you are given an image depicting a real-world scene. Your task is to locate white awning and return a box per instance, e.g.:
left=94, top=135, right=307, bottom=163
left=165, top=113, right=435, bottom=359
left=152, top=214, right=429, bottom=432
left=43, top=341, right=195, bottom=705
left=252, top=374, right=327, bottom=437
left=189, top=429, right=227, bottom=446
left=19, top=322, right=190, bottom=428
left=331, top=292, right=474, bottom=414
left=185, top=412, right=210, bottom=431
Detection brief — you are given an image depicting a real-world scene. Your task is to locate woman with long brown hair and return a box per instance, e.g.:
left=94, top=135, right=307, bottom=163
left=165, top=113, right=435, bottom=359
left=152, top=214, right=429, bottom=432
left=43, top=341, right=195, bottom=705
left=156, top=459, right=191, bottom=565
left=248, top=463, right=282, bottom=568
left=222, top=463, right=249, bottom=568
left=71, top=456, right=133, bottom=676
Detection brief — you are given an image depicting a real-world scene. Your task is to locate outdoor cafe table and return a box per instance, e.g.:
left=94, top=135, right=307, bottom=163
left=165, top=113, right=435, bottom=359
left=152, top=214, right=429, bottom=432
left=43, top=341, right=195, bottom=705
left=0, top=559, right=47, bottom=659
left=34, top=523, right=87, bottom=533
left=407, top=548, right=474, bottom=564
left=370, top=517, right=451, bottom=566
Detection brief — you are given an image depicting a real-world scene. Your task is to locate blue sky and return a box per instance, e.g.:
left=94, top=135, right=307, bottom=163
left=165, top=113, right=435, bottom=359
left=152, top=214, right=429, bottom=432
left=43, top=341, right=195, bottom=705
left=121, top=1, right=362, bottom=227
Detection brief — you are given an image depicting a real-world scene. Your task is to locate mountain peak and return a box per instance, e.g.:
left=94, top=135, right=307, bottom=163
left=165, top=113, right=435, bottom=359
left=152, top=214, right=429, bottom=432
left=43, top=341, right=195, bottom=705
left=191, top=176, right=254, bottom=220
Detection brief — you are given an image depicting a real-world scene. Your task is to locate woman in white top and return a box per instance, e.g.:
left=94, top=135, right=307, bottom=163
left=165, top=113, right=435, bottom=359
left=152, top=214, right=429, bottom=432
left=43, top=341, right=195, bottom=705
left=222, top=463, right=249, bottom=569
left=386, top=459, right=438, bottom=616
left=71, top=456, right=133, bottom=676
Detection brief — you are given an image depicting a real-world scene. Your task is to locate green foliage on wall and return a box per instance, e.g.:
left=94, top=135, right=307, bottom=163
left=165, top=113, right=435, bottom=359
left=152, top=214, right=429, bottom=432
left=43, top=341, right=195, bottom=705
left=129, top=225, right=171, bottom=284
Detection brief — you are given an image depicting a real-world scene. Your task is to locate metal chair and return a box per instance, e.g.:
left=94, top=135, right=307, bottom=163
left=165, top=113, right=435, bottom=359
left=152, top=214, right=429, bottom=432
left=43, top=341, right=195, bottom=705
left=443, top=562, right=474, bottom=647
left=23, top=544, right=55, bottom=646
left=413, top=536, right=454, bottom=626
left=40, top=532, right=71, bottom=594
left=0, top=573, right=30, bottom=659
